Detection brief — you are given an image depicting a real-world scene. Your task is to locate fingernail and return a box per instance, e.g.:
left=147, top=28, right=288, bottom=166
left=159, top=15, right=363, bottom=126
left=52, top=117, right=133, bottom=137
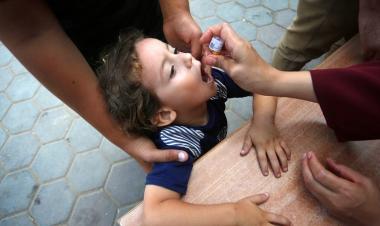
left=209, top=57, right=216, bottom=65
left=264, top=172, right=268, bottom=176
left=303, top=153, right=306, bottom=159
left=307, top=151, right=312, bottom=160
left=284, top=167, right=288, bottom=172
left=263, top=192, right=269, bottom=198
left=178, top=152, right=186, bottom=162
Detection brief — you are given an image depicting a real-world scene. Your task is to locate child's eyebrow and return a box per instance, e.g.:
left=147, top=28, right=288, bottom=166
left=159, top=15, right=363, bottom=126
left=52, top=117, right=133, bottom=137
left=160, top=44, right=170, bottom=79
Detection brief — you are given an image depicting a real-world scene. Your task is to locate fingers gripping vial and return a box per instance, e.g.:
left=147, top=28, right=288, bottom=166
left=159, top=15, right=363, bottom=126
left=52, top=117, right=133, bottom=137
left=209, top=36, right=224, bottom=54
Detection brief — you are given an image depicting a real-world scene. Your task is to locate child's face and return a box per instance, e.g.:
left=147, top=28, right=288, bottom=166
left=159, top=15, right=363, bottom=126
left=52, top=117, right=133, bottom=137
left=136, top=38, right=217, bottom=111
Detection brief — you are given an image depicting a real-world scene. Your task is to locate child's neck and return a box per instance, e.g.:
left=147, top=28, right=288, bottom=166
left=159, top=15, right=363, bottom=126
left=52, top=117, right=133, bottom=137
left=174, top=102, right=209, bottom=127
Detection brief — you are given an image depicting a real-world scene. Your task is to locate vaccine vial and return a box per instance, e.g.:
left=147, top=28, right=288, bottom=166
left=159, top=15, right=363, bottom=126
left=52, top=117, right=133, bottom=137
left=209, top=36, right=224, bottom=55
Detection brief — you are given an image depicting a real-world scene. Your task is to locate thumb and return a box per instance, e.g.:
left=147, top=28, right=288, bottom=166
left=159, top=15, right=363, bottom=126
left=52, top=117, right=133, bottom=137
left=191, top=38, right=202, bottom=60
left=248, top=193, right=270, bottom=205
left=148, top=149, right=189, bottom=163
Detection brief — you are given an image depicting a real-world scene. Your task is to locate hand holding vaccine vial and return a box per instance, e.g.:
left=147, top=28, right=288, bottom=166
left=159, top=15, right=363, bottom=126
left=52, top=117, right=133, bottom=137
left=208, top=36, right=224, bottom=55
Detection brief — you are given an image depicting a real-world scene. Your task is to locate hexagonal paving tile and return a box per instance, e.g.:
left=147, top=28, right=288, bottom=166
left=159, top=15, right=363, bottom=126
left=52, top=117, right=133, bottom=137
left=290, top=0, right=299, bottom=11
left=5, top=73, right=40, bottom=102
left=257, top=24, right=285, bottom=48
left=251, top=40, right=274, bottom=63
left=34, top=107, right=73, bottom=143
left=226, top=96, right=253, bottom=121
left=68, top=190, right=117, bottom=226
left=225, top=109, right=246, bottom=135
left=245, top=6, right=273, bottom=26
left=2, top=101, right=39, bottom=134
left=66, top=118, right=102, bottom=152
left=217, top=2, right=245, bottom=23
left=262, top=0, right=289, bottom=11
left=230, top=20, right=257, bottom=41
left=198, top=16, right=224, bottom=32
left=0, top=170, right=37, bottom=216
left=31, top=140, right=74, bottom=183
left=0, top=93, right=11, bottom=119
left=34, top=86, right=62, bottom=110
left=274, top=9, right=296, bottom=28
left=0, top=212, right=35, bottom=226
left=100, top=138, right=129, bottom=163
left=190, top=0, right=216, bottom=19
left=0, top=133, right=40, bottom=171
left=213, top=0, right=231, bottom=3
left=0, top=67, right=14, bottom=91
left=9, top=58, right=29, bottom=75
left=67, top=150, right=111, bottom=193
left=0, top=127, right=7, bottom=149
left=237, top=0, right=260, bottom=7
left=0, top=164, right=6, bottom=181
left=0, top=45, right=13, bottom=66
left=105, top=160, right=145, bottom=206
left=31, top=179, right=75, bottom=226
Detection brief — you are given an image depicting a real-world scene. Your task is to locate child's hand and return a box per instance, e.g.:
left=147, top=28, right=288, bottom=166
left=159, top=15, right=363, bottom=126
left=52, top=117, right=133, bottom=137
left=234, top=193, right=291, bottom=226
left=241, top=119, right=291, bottom=177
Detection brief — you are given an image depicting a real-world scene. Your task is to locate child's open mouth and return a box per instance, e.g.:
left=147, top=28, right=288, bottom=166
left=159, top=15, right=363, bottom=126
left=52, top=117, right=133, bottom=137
left=201, top=65, right=213, bottom=84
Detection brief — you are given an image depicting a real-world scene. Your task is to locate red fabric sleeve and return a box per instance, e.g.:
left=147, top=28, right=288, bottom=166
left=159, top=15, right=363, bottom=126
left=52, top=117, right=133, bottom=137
left=311, top=60, right=380, bottom=141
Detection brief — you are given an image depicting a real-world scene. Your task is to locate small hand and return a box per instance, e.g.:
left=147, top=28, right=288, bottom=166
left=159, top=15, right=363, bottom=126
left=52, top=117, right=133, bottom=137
left=163, top=11, right=202, bottom=59
left=302, top=151, right=380, bottom=226
left=241, top=120, right=291, bottom=177
left=234, top=193, right=292, bottom=226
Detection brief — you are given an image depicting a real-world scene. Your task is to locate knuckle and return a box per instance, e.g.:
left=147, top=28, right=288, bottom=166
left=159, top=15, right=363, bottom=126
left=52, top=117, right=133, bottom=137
left=315, top=169, right=326, bottom=181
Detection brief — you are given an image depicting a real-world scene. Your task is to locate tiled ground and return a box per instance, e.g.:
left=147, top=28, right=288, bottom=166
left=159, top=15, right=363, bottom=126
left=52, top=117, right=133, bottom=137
left=0, top=0, right=309, bottom=225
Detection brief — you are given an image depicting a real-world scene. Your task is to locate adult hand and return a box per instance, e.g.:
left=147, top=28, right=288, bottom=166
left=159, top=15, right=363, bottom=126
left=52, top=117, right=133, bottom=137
left=359, top=0, right=380, bottom=60
left=302, top=151, right=380, bottom=226
left=241, top=120, right=291, bottom=178
left=200, top=23, right=278, bottom=92
left=234, top=193, right=292, bottom=226
left=126, top=136, right=188, bottom=172
left=163, top=11, right=202, bottom=59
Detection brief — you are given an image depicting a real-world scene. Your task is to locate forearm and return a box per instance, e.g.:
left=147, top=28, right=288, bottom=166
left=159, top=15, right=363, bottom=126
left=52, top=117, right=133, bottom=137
left=256, top=70, right=317, bottom=103
left=252, top=95, right=277, bottom=123
left=144, top=199, right=237, bottom=226
left=0, top=0, right=150, bottom=168
left=159, top=0, right=190, bottom=19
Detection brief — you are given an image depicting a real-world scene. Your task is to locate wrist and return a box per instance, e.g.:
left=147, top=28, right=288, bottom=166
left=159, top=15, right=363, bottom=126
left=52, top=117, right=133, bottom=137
left=254, top=67, right=282, bottom=96
left=159, top=0, right=190, bottom=22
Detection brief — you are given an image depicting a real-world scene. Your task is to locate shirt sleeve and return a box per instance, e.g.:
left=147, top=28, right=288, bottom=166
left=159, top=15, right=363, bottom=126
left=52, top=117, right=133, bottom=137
left=310, top=60, right=380, bottom=141
left=212, top=68, right=251, bottom=99
left=146, top=151, right=195, bottom=195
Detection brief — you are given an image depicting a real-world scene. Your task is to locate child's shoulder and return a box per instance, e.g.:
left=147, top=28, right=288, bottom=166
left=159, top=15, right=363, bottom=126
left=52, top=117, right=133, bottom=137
left=155, top=125, right=205, bottom=158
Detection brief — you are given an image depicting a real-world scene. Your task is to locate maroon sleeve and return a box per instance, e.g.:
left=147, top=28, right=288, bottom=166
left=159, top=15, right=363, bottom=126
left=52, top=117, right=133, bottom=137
left=311, top=60, right=380, bottom=141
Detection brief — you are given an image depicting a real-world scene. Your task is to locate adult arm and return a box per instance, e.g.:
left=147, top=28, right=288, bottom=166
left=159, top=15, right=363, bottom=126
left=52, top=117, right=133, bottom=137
left=201, top=23, right=380, bottom=141
left=0, top=0, right=188, bottom=171
left=143, top=185, right=291, bottom=226
left=159, top=0, right=202, bottom=58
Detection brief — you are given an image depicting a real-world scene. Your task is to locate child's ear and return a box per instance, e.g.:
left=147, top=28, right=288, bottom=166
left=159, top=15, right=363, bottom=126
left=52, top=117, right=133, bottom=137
left=151, top=107, right=176, bottom=127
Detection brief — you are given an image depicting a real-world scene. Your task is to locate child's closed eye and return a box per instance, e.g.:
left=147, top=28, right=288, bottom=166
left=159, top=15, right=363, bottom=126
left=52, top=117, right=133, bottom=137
left=170, top=65, right=176, bottom=79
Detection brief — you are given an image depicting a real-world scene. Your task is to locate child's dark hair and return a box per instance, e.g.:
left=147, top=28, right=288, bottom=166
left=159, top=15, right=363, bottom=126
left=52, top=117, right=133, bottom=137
left=97, top=29, right=160, bottom=136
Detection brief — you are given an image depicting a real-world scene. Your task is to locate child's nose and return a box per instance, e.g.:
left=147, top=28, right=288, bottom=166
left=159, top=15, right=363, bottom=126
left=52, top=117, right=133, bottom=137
left=181, top=53, right=192, bottom=68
